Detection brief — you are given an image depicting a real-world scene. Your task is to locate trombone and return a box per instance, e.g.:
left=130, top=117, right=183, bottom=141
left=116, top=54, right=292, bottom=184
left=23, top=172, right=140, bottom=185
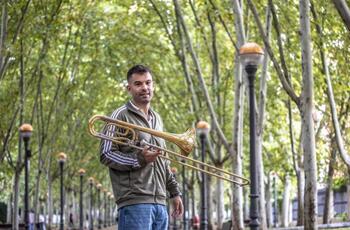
left=88, top=115, right=250, bottom=186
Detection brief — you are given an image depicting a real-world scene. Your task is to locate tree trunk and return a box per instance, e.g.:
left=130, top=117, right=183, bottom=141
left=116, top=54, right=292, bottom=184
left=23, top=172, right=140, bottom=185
left=207, top=175, right=213, bottom=230
left=216, top=176, right=224, bottom=229
left=32, top=75, right=45, bottom=223
left=7, top=194, right=12, bottom=224
left=296, top=169, right=305, bottom=226
left=281, top=176, right=291, bottom=227
left=47, top=159, right=53, bottom=229
left=243, top=188, right=249, bottom=223
left=255, top=5, right=272, bottom=229
left=265, top=175, right=273, bottom=228
left=12, top=39, right=26, bottom=230
left=323, top=147, right=336, bottom=224
left=347, top=182, right=350, bottom=220
left=0, top=0, right=8, bottom=78
left=299, top=0, right=317, bottom=228
left=230, top=0, right=245, bottom=228
left=331, top=0, right=350, bottom=34
left=12, top=155, right=22, bottom=230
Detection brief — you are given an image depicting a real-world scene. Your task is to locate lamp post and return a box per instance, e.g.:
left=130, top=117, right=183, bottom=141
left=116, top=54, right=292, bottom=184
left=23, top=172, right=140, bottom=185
left=96, top=183, right=102, bottom=229
left=88, top=177, right=94, bottom=230
left=103, top=189, right=107, bottom=228
left=57, top=152, right=67, bottom=230
left=196, top=121, right=210, bottom=230
left=239, top=42, right=264, bottom=230
left=106, top=192, right=111, bottom=226
left=19, top=124, right=33, bottom=230
left=78, top=169, right=86, bottom=230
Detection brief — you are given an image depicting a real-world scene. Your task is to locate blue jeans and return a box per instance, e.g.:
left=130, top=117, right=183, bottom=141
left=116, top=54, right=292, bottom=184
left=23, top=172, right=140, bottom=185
left=118, top=204, right=168, bottom=230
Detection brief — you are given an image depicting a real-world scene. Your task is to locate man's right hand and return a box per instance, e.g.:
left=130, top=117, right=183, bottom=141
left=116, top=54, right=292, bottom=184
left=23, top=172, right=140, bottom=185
left=141, top=146, right=161, bottom=163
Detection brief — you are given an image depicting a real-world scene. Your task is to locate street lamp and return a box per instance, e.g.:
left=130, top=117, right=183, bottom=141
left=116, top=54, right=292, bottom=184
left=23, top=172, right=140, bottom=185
left=239, top=42, right=264, bottom=230
left=57, top=152, right=67, bottom=230
left=103, top=189, right=107, bottom=228
left=196, top=121, right=210, bottom=230
left=106, top=192, right=111, bottom=226
left=96, top=183, right=102, bottom=229
left=88, top=177, right=94, bottom=230
left=78, top=168, right=86, bottom=230
left=19, top=124, right=33, bottom=230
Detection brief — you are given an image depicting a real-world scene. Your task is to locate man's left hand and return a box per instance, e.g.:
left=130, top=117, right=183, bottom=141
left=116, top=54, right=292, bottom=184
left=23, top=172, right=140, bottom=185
left=171, top=195, right=183, bottom=218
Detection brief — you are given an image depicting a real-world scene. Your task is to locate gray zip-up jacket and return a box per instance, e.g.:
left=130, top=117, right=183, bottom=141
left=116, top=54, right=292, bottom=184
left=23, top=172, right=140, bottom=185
left=100, top=101, right=181, bottom=208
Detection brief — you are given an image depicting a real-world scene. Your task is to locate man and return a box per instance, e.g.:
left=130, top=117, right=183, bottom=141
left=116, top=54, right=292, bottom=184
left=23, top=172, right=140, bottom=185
left=28, top=210, right=34, bottom=230
left=100, top=64, right=183, bottom=230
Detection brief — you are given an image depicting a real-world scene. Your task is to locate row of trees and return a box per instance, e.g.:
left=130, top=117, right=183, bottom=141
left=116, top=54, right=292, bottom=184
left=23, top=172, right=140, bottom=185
left=1, top=0, right=350, bottom=229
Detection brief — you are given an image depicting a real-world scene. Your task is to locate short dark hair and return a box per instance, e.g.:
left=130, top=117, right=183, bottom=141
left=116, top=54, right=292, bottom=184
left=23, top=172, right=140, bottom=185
left=126, top=64, right=152, bottom=82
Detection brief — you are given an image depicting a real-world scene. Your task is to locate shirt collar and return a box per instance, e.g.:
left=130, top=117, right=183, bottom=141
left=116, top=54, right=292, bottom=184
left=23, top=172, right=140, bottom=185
left=129, top=100, right=154, bottom=121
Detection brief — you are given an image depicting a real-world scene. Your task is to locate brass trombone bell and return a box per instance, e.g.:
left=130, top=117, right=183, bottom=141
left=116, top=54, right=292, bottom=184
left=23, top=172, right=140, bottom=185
left=88, top=115, right=250, bottom=186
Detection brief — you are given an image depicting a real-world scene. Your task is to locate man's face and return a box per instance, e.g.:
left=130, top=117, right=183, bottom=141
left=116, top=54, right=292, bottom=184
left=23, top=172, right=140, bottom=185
left=127, top=72, right=154, bottom=105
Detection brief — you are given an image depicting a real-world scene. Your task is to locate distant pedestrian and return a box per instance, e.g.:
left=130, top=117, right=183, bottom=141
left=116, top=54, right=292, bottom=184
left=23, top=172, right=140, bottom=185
left=37, top=214, right=46, bottom=230
left=69, top=213, right=74, bottom=229
left=28, top=210, right=35, bottom=230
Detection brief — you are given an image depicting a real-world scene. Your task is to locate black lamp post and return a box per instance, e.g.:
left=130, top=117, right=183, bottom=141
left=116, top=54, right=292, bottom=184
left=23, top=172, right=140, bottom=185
left=239, top=42, right=264, bottom=230
left=19, top=124, right=33, bottom=230
left=106, top=192, right=111, bottom=226
left=78, top=168, right=86, bottom=230
left=88, top=177, right=94, bottom=230
left=96, top=183, right=102, bottom=229
left=58, top=152, right=67, bottom=230
left=196, top=121, right=210, bottom=230
left=103, top=189, right=107, bottom=228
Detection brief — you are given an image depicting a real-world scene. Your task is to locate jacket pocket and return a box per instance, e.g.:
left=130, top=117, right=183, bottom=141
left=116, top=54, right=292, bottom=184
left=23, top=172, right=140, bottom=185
left=110, top=169, right=131, bottom=199
left=130, top=164, right=154, bottom=195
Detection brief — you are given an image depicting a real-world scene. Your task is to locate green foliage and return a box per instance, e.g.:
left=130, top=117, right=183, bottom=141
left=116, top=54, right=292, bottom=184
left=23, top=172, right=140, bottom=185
left=0, top=0, right=349, bottom=214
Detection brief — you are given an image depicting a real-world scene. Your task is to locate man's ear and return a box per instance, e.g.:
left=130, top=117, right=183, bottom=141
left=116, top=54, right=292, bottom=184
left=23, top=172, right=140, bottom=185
left=126, top=84, right=131, bottom=92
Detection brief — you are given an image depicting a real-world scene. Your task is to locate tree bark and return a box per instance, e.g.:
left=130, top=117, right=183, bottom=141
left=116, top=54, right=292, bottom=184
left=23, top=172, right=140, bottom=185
left=0, top=0, right=8, bottom=71
left=296, top=169, right=305, bottom=226
left=281, top=176, right=291, bottom=227
left=47, top=157, right=53, bottom=229
left=347, top=180, right=350, bottom=220
left=32, top=73, right=45, bottom=223
left=7, top=193, right=12, bottom=223
left=255, top=5, right=272, bottom=229
left=299, top=0, right=317, bottom=228
left=323, top=147, right=336, bottom=224
left=230, top=0, right=245, bottom=228
left=12, top=39, right=26, bottom=230
left=332, top=0, right=350, bottom=34
left=265, top=175, right=273, bottom=228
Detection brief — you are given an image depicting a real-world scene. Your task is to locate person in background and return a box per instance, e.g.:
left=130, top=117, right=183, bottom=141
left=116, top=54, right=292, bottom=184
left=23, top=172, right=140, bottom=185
left=28, top=209, right=34, bottom=230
